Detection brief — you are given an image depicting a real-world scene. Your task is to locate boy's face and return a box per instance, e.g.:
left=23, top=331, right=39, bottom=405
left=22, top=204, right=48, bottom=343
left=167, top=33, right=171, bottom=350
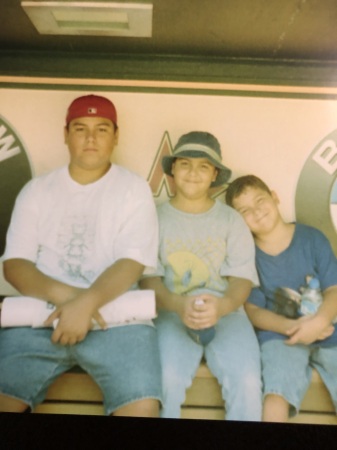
left=65, top=116, right=119, bottom=173
left=232, top=186, right=280, bottom=236
left=171, top=157, right=218, bottom=200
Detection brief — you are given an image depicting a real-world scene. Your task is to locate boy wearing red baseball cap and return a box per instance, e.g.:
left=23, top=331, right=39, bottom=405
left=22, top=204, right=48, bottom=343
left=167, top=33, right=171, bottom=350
left=0, top=94, right=162, bottom=416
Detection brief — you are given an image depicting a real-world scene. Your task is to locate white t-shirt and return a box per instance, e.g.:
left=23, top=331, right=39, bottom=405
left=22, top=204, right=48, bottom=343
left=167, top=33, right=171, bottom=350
left=3, top=164, right=158, bottom=289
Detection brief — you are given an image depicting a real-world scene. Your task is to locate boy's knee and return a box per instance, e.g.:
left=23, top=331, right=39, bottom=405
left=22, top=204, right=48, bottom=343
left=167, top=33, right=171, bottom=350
left=113, top=398, right=160, bottom=417
left=263, top=394, right=289, bottom=422
left=162, top=367, right=192, bottom=394
left=0, top=393, right=30, bottom=413
left=242, top=372, right=262, bottom=391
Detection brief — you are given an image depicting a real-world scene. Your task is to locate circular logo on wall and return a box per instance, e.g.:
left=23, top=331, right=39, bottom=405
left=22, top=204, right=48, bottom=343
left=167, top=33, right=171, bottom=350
left=295, top=128, right=337, bottom=256
left=0, top=116, right=32, bottom=255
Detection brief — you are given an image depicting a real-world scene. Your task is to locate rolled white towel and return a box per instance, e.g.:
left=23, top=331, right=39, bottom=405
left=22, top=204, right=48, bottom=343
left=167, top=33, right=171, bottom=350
left=1, top=290, right=156, bottom=329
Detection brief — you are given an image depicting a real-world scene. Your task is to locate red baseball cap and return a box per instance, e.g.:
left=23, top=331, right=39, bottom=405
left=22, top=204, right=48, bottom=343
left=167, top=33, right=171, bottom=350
left=66, top=94, right=118, bottom=126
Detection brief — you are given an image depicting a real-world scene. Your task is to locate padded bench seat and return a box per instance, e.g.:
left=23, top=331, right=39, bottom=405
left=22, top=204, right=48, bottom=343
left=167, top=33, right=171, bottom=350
left=34, top=362, right=337, bottom=424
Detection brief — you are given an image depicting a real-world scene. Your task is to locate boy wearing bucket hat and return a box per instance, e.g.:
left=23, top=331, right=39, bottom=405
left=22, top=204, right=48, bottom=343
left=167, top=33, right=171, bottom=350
left=141, top=131, right=262, bottom=420
left=0, top=94, right=162, bottom=416
left=226, top=175, right=337, bottom=422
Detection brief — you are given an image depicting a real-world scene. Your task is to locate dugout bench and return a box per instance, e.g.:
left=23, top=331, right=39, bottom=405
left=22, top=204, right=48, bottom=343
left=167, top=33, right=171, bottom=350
left=33, top=360, right=337, bottom=424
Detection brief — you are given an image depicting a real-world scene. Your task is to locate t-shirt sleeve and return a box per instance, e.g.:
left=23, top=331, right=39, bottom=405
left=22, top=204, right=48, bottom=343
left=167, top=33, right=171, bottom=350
left=247, top=286, right=267, bottom=308
left=140, top=257, right=165, bottom=280
left=2, top=180, right=40, bottom=263
left=113, top=178, right=159, bottom=274
left=220, top=209, right=259, bottom=285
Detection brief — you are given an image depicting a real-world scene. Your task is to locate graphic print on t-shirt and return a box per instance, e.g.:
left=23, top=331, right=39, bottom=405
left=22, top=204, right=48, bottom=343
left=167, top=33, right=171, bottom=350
left=57, top=212, right=96, bottom=285
left=164, top=236, right=227, bottom=295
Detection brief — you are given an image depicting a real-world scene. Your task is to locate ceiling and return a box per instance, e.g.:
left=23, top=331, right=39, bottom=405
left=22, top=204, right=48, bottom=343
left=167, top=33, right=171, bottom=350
left=0, top=0, right=337, bottom=89
left=2, top=0, right=337, bottom=86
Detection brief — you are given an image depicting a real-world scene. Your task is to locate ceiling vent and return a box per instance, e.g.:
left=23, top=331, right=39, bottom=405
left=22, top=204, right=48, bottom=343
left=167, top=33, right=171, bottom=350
left=21, top=1, right=153, bottom=37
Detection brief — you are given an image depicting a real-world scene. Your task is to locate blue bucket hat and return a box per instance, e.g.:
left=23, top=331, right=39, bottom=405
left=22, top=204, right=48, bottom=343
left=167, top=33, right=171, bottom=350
left=162, top=131, right=231, bottom=187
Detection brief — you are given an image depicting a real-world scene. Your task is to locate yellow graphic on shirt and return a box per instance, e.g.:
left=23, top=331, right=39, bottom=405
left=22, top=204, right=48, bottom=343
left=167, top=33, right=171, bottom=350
left=167, top=251, right=210, bottom=294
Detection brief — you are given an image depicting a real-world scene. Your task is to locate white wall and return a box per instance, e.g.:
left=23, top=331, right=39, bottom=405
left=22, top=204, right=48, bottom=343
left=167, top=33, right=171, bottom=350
left=1, top=86, right=337, bottom=293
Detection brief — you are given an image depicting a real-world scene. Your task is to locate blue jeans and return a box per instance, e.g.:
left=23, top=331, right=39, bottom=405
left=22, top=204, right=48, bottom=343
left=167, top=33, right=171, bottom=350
left=155, top=309, right=262, bottom=421
left=0, top=324, right=162, bottom=415
left=262, top=339, right=337, bottom=416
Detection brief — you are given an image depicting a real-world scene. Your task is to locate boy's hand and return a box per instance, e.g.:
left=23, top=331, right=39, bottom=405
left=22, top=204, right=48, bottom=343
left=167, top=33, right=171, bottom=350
left=51, top=286, right=86, bottom=307
left=180, top=294, right=222, bottom=329
left=175, top=295, right=199, bottom=327
left=45, top=295, right=107, bottom=346
left=285, top=315, right=334, bottom=345
left=91, top=311, right=108, bottom=330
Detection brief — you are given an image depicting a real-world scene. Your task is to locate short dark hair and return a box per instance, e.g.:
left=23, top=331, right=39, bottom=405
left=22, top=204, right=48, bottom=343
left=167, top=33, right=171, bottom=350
left=225, top=175, right=271, bottom=207
left=65, top=122, right=118, bottom=132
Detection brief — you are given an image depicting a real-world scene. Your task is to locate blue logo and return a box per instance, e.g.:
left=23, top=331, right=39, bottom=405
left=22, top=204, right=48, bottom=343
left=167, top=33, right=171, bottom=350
left=295, top=129, right=337, bottom=256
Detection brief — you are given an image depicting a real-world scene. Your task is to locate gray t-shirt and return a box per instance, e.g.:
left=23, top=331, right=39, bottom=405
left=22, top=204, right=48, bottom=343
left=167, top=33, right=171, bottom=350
left=155, top=200, right=258, bottom=298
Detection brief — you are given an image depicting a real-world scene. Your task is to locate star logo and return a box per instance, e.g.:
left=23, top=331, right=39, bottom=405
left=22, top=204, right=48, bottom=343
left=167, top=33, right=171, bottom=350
left=147, top=132, right=175, bottom=203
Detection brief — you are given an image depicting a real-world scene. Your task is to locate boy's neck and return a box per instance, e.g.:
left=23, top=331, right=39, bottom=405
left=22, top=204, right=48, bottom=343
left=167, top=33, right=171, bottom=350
left=69, top=163, right=111, bottom=185
left=254, top=221, right=295, bottom=256
left=170, top=195, right=215, bottom=214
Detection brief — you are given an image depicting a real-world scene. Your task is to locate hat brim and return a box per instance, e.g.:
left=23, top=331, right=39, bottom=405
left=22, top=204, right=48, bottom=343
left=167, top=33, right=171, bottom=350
left=162, top=150, right=231, bottom=187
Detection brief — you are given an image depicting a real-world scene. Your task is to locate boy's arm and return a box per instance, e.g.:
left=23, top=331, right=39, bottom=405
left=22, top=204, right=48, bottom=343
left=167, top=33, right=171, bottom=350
left=285, top=285, right=337, bottom=345
left=186, top=277, right=253, bottom=329
left=140, top=276, right=182, bottom=312
left=3, top=258, right=84, bottom=306
left=219, top=276, right=252, bottom=315
left=140, top=276, right=199, bottom=326
left=141, top=276, right=252, bottom=330
left=45, top=258, right=144, bottom=346
left=318, top=285, right=337, bottom=322
left=4, top=257, right=144, bottom=345
left=245, top=297, right=335, bottom=344
left=286, top=230, right=337, bottom=346
left=245, top=302, right=296, bottom=334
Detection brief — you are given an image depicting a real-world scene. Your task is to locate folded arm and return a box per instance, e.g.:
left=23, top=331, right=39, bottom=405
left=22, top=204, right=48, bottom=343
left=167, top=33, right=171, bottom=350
left=140, top=275, right=252, bottom=329
left=46, top=258, right=144, bottom=345
left=140, top=276, right=185, bottom=313
left=3, top=258, right=82, bottom=306
left=4, top=257, right=144, bottom=345
left=245, top=299, right=335, bottom=346
left=244, top=302, right=297, bottom=334
left=285, top=285, right=337, bottom=345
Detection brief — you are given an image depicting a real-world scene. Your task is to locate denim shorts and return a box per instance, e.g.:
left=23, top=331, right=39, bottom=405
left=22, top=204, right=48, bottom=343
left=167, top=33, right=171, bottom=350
left=155, top=309, right=262, bottom=420
left=0, top=324, right=162, bottom=415
left=261, top=339, right=337, bottom=417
